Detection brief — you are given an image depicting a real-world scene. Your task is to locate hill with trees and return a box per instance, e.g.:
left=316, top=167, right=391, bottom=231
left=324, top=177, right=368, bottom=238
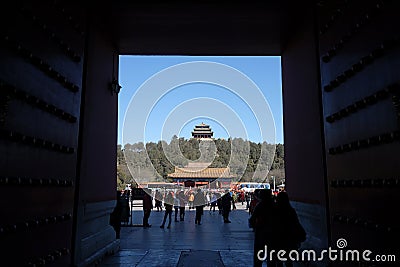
left=117, top=137, right=285, bottom=190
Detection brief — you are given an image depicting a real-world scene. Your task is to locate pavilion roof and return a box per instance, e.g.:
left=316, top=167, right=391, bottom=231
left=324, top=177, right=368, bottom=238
left=168, top=167, right=233, bottom=178
left=192, top=131, right=214, bottom=134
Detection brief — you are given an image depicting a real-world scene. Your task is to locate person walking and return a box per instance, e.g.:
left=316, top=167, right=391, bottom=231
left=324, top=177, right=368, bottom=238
left=274, top=191, right=306, bottom=267
left=249, top=189, right=277, bottom=267
left=160, top=191, right=174, bottom=228
left=221, top=189, right=233, bottom=223
left=142, top=189, right=153, bottom=228
left=193, top=188, right=206, bottom=225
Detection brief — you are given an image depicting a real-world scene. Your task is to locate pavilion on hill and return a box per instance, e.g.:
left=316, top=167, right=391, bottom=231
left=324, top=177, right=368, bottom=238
left=191, top=123, right=214, bottom=139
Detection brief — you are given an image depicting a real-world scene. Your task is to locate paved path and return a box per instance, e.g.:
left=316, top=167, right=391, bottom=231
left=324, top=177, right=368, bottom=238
left=99, top=202, right=262, bottom=266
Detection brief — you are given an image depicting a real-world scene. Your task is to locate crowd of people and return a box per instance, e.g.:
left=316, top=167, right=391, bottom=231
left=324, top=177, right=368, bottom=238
left=111, top=187, right=306, bottom=267
left=142, top=188, right=236, bottom=228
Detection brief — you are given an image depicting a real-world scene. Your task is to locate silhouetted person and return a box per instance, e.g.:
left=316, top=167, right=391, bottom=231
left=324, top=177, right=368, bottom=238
left=155, top=190, right=163, bottom=211
left=209, top=193, right=217, bottom=213
left=142, top=189, right=153, bottom=228
left=193, top=189, right=206, bottom=225
left=173, top=192, right=179, bottom=222
left=275, top=191, right=306, bottom=267
left=221, top=189, right=233, bottom=223
left=249, top=191, right=259, bottom=216
left=119, top=190, right=130, bottom=225
left=245, top=192, right=251, bottom=210
left=249, top=189, right=276, bottom=267
left=110, top=190, right=122, bottom=238
left=160, top=192, right=173, bottom=228
left=178, top=190, right=186, bottom=221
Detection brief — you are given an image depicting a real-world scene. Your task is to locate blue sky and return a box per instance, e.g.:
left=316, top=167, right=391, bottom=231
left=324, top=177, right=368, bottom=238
left=118, top=56, right=283, bottom=145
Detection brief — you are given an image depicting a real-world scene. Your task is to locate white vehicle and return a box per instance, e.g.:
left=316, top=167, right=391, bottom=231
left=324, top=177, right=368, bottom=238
left=237, top=182, right=270, bottom=193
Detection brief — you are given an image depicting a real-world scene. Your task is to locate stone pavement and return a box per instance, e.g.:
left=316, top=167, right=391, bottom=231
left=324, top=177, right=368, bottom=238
left=99, top=201, right=261, bottom=267
left=99, top=201, right=303, bottom=266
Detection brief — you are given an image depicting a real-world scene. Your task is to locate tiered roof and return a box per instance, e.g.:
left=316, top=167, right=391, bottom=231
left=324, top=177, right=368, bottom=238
left=192, top=123, right=213, bottom=138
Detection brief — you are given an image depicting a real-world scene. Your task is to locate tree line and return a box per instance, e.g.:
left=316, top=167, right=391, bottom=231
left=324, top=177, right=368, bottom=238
left=117, top=136, right=285, bottom=190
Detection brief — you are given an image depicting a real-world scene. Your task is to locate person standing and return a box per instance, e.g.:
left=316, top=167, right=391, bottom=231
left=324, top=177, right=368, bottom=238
left=206, top=192, right=211, bottom=206
left=110, top=190, right=122, bottom=238
left=245, top=192, right=251, bottom=210
left=142, top=189, right=153, bottom=228
left=240, top=191, right=245, bottom=205
left=249, top=191, right=259, bottom=216
left=193, top=188, right=206, bottom=225
left=209, top=193, right=217, bottom=213
left=155, top=190, right=163, bottom=211
left=178, top=190, right=186, bottom=221
left=231, top=191, right=237, bottom=210
left=249, top=189, right=277, bottom=267
left=173, top=192, right=179, bottom=222
left=274, top=191, right=306, bottom=267
left=160, top=192, right=173, bottom=228
left=221, top=189, right=233, bottom=223
left=188, top=191, right=195, bottom=210
left=120, top=190, right=130, bottom=225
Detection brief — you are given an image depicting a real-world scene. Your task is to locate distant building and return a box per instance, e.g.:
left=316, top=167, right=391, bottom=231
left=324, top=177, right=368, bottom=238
left=191, top=122, right=213, bottom=139
left=167, top=162, right=233, bottom=188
